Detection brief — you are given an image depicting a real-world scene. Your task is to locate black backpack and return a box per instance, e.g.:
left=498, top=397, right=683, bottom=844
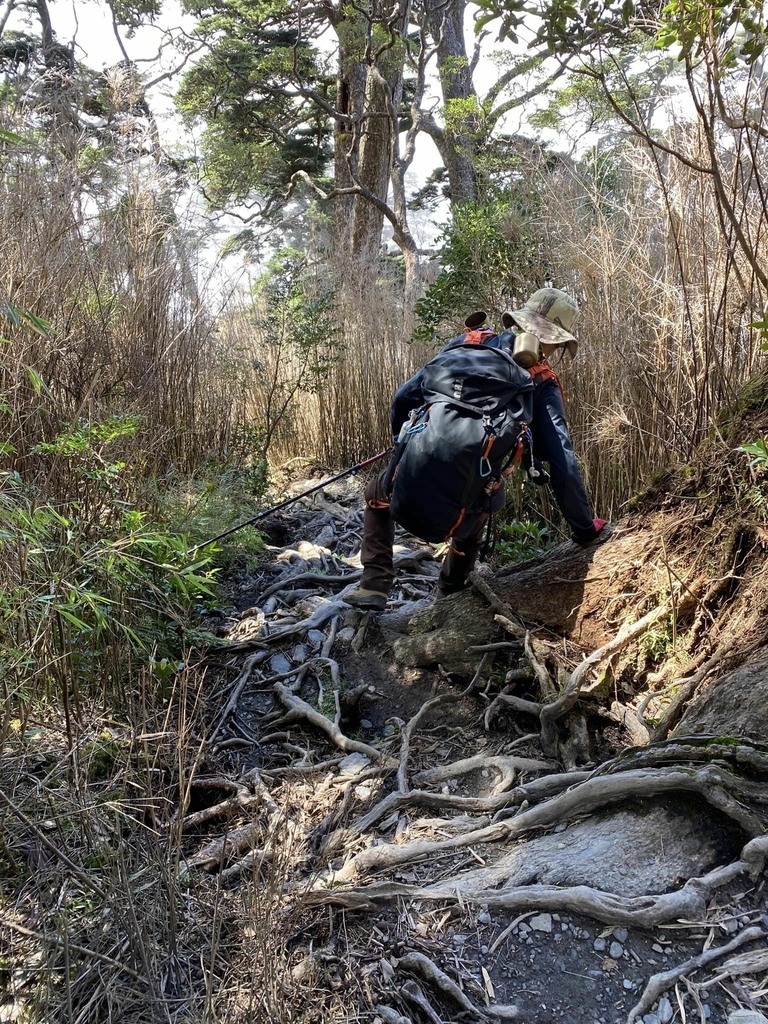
left=385, top=331, right=534, bottom=543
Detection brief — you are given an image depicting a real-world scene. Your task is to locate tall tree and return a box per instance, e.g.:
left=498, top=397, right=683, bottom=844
left=177, top=0, right=418, bottom=285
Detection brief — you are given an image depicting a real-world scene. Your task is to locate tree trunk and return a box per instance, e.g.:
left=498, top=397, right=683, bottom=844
left=334, top=1, right=406, bottom=286
left=334, top=45, right=367, bottom=257
left=425, top=0, right=479, bottom=204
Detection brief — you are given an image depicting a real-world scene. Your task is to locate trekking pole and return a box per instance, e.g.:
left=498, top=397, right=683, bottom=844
left=187, top=447, right=393, bottom=556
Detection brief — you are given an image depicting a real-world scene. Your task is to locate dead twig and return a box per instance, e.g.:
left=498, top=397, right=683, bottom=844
left=274, top=682, right=390, bottom=762
left=0, top=788, right=105, bottom=898
left=626, top=926, right=766, bottom=1022
left=1, top=917, right=139, bottom=979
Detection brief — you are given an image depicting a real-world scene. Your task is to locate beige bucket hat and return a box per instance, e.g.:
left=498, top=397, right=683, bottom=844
left=502, top=288, right=579, bottom=358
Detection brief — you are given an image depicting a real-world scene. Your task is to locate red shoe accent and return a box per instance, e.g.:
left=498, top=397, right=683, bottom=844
left=593, top=517, right=608, bottom=534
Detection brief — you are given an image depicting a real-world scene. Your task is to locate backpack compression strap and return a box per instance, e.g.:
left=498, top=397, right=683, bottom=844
left=463, top=329, right=496, bottom=345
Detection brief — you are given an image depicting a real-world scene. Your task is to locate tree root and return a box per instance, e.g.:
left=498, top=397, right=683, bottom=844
left=396, top=657, right=489, bottom=794
left=414, top=754, right=554, bottom=793
left=473, top=579, right=681, bottom=759
left=375, top=1007, right=413, bottom=1024
left=484, top=693, right=542, bottom=730
left=325, top=764, right=766, bottom=883
left=230, top=596, right=349, bottom=650
left=255, top=569, right=361, bottom=605
left=208, top=651, right=269, bottom=742
left=649, top=651, right=725, bottom=741
left=539, top=599, right=673, bottom=755
left=606, top=701, right=650, bottom=746
left=626, top=925, right=767, bottom=1022
left=185, top=821, right=263, bottom=871
left=396, top=950, right=519, bottom=1020
left=178, top=785, right=262, bottom=830
left=273, top=682, right=392, bottom=763
left=309, top=837, right=768, bottom=931
left=589, top=736, right=768, bottom=779
left=183, top=769, right=280, bottom=873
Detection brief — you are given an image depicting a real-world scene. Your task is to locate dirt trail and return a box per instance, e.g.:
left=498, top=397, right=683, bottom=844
left=182, top=437, right=768, bottom=1024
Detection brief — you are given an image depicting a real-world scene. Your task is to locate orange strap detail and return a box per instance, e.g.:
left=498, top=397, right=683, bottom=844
left=481, top=434, right=495, bottom=459
left=528, top=359, right=564, bottom=399
left=445, top=508, right=466, bottom=539
left=464, top=329, right=496, bottom=346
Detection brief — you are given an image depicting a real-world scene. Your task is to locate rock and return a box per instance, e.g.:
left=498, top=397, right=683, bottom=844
left=724, top=918, right=740, bottom=934
left=269, top=653, right=292, bottom=674
left=529, top=913, right=553, bottom=933
left=337, top=753, right=371, bottom=776
left=291, top=955, right=313, bottom=982
left=478, top=912, right=491, bottom=925
left=728, top=1013, right=768, bottom=1024
left=677, top=655, right=768, bottom=743
left=613, top=926, right=628, bottom=943
left=359, top=719, right=373, bottom=730
left=643, top=1016, right=661, bottom=1024
left=657, top=996, right=673, bottom=1023
left=622, top=979, right=634, bottom=989
left=609, top=942, right=624, bottom=959
left=291, top=643, right=307, bottom=663
left=593, top=937, right=607, bottom=952
left=312, top=525, right=336, bottom=549
left=307, top=629, right=326, bottom=647
left=337, top=627, right=355, bottom=642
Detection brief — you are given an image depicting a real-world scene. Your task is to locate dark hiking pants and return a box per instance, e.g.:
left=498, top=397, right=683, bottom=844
left=532, top=379, right=596, bottom=542
left=361, top=470, right=486, bottom=595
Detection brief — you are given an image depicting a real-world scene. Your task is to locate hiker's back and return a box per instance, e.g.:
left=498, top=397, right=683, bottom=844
left=387, top=329, right=534, bottom=543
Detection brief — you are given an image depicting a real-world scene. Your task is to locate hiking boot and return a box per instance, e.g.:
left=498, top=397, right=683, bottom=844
left=345, top=586, right=388, bottom=611
left=436, top=577, right=468, bottom=597
left=573, top=518, right=610, bottom=546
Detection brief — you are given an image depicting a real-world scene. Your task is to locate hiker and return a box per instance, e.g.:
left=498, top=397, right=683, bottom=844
left=346, top=288, right=605, bottom=612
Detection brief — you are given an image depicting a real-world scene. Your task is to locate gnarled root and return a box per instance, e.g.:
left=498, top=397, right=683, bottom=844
left=308, top=837, right=768, bottom=932
left=327, top=762, right=766, bottom=884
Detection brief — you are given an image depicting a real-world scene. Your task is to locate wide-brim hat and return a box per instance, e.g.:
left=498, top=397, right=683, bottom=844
left=503, top=288, right=579, bottom=358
